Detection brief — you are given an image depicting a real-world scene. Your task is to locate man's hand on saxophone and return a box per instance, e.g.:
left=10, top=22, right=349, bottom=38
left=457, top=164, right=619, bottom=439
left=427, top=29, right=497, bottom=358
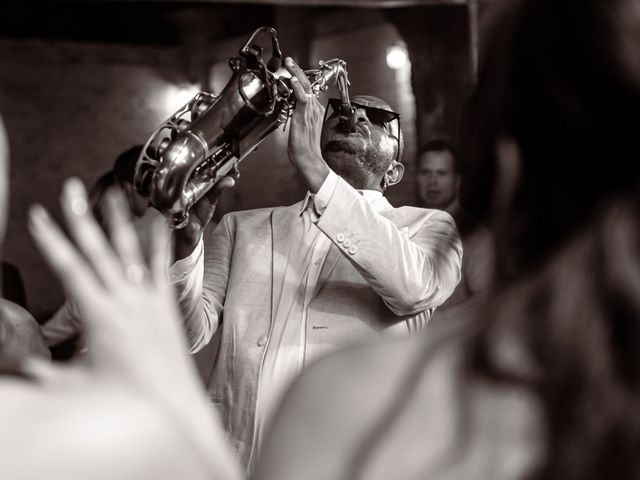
left=173, top=175, right=236, bottom=261
left=173, top=56, right=325, bottom=261
left=284, top=57, right=331, bottom=194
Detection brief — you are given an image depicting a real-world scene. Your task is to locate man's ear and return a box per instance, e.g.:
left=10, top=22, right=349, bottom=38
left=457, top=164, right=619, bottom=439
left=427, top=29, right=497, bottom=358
left=384, top=161, right=405, bottom=188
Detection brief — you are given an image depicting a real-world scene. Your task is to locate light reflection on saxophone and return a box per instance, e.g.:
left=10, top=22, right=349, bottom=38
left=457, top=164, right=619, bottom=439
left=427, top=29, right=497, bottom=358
left=135, top=26, right=356, bottom=228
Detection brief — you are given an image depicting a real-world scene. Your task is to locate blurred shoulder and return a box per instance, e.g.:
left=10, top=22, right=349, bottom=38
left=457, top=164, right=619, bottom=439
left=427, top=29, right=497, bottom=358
left=260, top=311, right=543, bottom=480
left=303, top=316, right=471, bottom=400
left=258, top=319, right=472, bottom=480
left=0, top=383, right=214, bottom=480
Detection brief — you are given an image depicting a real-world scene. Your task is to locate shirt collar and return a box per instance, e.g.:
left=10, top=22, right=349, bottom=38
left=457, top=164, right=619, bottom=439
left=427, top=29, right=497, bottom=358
left=359, top=189, right=384, bottom=202
left=299, top=191, right=315, bottom=216
left=299, top=189, right=383, bottom=216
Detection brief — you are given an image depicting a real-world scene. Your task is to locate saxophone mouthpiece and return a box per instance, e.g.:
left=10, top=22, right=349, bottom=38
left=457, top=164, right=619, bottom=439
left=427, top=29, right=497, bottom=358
left=338, top=104, right=357, bottom=133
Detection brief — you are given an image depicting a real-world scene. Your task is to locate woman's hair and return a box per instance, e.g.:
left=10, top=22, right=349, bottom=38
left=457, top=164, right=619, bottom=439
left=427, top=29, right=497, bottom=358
left=459, top=0, right=640, bottom=280
left=112, top=145, right=143, bottom=189
left=88, top=171, right=116, bottom=230
left=311, top=2, right=640, bottom=478
left=462, top=0, right=640, bottom=478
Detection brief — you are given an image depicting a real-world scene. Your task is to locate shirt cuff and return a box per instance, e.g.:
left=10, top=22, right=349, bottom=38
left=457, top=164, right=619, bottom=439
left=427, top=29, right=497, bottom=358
left=168, top=237, right=203, bottom=283
left=313, top=169, right=339, bottom=216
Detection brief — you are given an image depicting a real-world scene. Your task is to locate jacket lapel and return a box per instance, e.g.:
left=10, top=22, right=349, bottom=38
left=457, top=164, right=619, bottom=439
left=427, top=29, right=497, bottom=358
left=270, top=203, right=302, bottom=322
left=310, top=242, right=341, bottom=301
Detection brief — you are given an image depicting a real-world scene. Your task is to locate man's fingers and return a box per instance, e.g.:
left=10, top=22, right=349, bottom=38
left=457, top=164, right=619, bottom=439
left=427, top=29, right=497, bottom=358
left=289, top=77, right=310, bottom=105
left=105, top=188, right=145, bottom=273
left=60, top=178, right=122, bottom=287
left=191, top=175, right=236, bottom=225
left=284, top=57, right=311, bottom=93
left=21, top=356, right=67, bottom=385
left=149, top=215, right=172, bottom=288
left=28, top=204, right=101, bottom=298
left=21, top=356, right=91, bottom=389
left=206, top=175, right=236, bottom=203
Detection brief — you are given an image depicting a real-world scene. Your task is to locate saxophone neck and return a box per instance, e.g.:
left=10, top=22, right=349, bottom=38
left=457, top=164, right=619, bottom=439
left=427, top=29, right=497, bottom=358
left=335, top=73, right=357, bottom=132
left=306, top=58, right=357, bottom=132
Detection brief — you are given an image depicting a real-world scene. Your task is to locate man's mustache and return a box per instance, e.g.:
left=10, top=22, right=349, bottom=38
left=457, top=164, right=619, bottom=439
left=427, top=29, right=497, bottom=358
left=323, top=140, right=366, bottom=156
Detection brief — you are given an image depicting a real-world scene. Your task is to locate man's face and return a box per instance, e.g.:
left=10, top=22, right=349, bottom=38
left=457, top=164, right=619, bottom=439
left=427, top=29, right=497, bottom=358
left=417, top=149, right=459, bottom=210
left=320, top=95, right=399, bottom=189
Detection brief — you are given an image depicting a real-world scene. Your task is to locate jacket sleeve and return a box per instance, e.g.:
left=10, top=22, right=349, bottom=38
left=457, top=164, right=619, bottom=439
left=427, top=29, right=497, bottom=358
left=169, top=216, right=233, bottom=353
left=315, top=175, right=462, bottom=316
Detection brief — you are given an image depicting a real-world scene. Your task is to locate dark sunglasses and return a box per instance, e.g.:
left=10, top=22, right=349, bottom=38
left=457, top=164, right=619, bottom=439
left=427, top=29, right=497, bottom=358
left=326, top=98, right=400, bottom=134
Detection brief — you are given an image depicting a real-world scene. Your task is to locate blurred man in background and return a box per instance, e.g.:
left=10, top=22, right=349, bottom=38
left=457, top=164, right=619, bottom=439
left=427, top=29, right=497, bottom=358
left=418, top=139, right=494, bottom=309
left=0, top=120, right=50, bottom=368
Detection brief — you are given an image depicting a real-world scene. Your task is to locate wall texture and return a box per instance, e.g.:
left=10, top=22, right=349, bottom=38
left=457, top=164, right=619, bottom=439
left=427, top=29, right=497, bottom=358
left=0, top=39, right=186, bottom=319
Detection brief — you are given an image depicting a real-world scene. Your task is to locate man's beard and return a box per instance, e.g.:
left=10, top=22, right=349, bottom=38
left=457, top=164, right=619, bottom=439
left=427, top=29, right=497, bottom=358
left=323, top=140, right=389, bottom=181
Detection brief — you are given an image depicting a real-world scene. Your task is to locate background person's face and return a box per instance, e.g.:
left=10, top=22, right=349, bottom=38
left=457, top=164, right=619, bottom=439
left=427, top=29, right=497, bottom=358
left=417, top=150, right=458, bottom=210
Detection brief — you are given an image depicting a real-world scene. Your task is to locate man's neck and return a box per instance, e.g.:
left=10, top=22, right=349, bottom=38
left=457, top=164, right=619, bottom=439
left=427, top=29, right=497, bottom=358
left=343, top=176, right=383, bottom=194
left=324, top=154, right=382, bottom=193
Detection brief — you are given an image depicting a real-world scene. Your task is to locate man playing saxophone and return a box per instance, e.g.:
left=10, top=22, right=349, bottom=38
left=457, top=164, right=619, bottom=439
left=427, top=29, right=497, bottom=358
left=169, top=57, right=462, bottom=475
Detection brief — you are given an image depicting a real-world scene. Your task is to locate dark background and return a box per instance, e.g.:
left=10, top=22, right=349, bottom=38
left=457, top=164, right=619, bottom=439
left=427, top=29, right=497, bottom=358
left=0, top=0, right=483, bottom=321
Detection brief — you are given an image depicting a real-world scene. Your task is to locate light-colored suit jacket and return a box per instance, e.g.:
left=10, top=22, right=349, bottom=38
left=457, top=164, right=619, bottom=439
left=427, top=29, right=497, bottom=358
left=176, top=175, right=462, bottom=471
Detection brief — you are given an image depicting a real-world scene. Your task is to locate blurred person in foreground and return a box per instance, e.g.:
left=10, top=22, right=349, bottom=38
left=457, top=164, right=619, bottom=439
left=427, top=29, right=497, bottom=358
left=417, top=139, right=495, bottom=310
left=251, top=0, right=640, bottom=478
left=0, top=122, right=50, bottom=367
left=6, top=0, right=640, bottom=474
left=169, top=57, right=462, bottom=472
left=0, top=115, right=241, bottom=479
left=41, top=145, right=162, bottom=349
left=6, top=0, right=640, bottom=476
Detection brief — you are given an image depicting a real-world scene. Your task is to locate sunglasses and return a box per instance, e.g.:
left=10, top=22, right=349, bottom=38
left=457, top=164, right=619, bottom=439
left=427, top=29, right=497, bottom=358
left=326, top=98, right=400, bottom=133
left=325, top=98, right=402, bottom=163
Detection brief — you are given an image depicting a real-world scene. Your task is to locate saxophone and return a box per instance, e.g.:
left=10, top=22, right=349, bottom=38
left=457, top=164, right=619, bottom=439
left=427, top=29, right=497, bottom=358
left=134, top=26, right=356, bottom=228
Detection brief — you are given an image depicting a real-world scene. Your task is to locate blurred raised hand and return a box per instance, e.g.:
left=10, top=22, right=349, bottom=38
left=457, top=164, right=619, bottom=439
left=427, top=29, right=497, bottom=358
left=27, top=179, right=193, bottom=393
left=284, top=57, right=329, bottom=193
left=2, top=177, right=242, bottom=480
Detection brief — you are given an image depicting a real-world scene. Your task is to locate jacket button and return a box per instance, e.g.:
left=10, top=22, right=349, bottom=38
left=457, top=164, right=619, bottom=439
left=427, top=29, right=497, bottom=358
left=348, top=245, right=357, bottom=255
left=336, top=233, right=345, bottom=243
left=343, top=238, right=352, bottom=248
left=257, top=335, right=268, bottom=347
